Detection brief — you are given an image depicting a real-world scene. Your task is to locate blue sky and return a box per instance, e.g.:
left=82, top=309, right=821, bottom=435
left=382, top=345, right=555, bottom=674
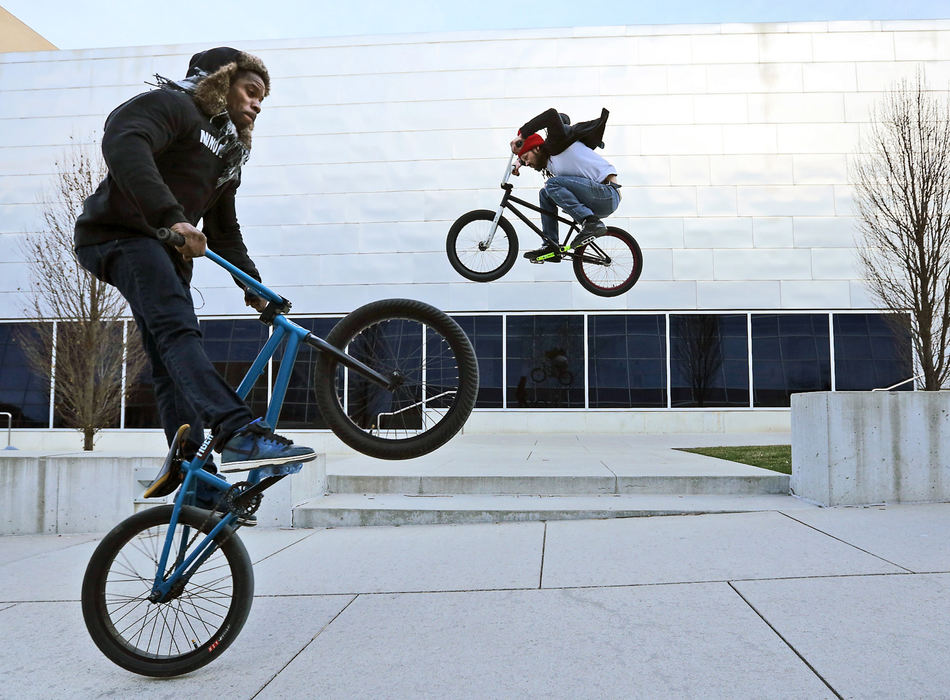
left=4, top=0, right=949, bottom=50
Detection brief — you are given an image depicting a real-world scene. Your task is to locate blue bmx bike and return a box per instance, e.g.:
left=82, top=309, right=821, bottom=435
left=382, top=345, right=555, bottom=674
left=80, top=230, right=478, bottom=677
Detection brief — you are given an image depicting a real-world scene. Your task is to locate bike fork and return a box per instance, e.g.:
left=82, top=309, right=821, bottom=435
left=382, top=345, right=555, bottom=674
left=483, top=205, right=505, bottom=247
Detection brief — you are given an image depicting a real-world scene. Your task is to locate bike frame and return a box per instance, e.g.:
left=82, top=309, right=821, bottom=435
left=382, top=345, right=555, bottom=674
left=150, top=250, right=397, bottom=602
left=483, top=153, right=606, bottom=264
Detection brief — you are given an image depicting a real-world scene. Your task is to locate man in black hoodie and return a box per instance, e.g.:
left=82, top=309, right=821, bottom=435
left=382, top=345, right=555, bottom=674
left=74, top=48, right=315, bottom=494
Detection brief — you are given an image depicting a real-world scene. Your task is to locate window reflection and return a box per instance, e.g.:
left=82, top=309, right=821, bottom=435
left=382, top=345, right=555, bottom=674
left=833, top=314, right=913, bottom=390
left=507, top=315, right=585, bottom=408
left=452, top=316, right=503, bottom=408
left=671, top=314, right=748, bottom=407
left=201, top=319, right=270, bottom=418
left=589, top=315, right=667, bottom=408
left=752, top=314, right=830, bottom=407
left=0, top=323, right=51, bottom=428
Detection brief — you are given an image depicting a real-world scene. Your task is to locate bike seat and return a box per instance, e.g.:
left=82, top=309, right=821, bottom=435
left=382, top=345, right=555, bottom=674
left=143, top=424, right=190, bottom=499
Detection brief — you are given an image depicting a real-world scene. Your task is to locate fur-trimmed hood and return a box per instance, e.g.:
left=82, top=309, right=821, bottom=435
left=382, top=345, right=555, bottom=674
left=160, top=47, right=270, bottom=149
left=188, top=47, right=270, bottom=138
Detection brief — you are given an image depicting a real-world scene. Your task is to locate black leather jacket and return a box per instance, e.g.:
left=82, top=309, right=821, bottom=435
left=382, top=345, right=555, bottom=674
left=518, top=108, right=609, bottom=156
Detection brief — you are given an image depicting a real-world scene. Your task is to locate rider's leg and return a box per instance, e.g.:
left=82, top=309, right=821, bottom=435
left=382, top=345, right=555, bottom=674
left=523, top=188, right=563, bottom=261
left=134, top=316, right=223, bottom=505
left=76, top=237, right=314, bottom=471
left=541, top=176, right=619, bottom=246
left=538, top=188, right=561, bottom=245
left=77, top=238, right=254, bottom=440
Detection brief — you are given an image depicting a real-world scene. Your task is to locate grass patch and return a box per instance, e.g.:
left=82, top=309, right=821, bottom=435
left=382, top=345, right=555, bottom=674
left=676, top=445, right=792, bottom=474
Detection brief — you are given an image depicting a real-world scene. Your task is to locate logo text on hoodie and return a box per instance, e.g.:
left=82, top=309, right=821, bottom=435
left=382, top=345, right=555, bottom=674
left=199, top=129, right=226, bottom=158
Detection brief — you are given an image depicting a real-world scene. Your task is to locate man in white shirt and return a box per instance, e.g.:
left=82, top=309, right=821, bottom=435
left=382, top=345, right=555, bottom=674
left=510, top=108, right=621, bottom=262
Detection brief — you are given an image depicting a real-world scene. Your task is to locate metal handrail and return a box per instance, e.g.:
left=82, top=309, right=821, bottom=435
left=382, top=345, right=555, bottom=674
left=0, top=412, right=11, bottom=448
left=872, top=374, right=923, bottom=391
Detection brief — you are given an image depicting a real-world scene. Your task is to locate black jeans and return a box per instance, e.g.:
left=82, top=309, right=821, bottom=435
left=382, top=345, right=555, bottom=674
left=75, top=237, right=253, bottom=454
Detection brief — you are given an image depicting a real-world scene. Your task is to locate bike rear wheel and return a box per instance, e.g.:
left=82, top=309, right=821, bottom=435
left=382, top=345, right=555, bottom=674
left=572, top=227, right=643, bottom=297
left=81, top=505, right=253, bottom=677
left=314, top=298, right=478, bottom=459
left=446, top=209, right=518, bottom=282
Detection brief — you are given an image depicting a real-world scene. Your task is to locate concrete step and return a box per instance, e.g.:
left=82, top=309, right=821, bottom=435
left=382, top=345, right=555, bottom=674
left=326, top=472, right=789, bottom=496
left=292, top=493, right=812, bottom=528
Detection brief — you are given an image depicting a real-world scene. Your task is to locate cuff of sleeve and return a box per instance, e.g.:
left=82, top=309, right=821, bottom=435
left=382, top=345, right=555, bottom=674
left=160, top=208, right=187, bottom=230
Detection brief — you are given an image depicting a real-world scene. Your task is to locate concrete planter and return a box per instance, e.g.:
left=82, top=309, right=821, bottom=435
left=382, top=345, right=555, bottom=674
left=791, top=391, right=950, bottom=506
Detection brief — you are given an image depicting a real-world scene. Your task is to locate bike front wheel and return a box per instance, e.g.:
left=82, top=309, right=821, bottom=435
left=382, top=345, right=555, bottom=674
left=446, top=209, right=519, bottom=282
left=572, top=227, right=643, bottom=297
left=314, top=298, right=479, bottom=459
left=81, top=505, right=254, bottom=677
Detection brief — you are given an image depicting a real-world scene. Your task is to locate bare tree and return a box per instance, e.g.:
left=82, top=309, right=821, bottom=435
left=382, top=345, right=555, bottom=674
left=853, top=74, right=950, bottom=390
left=674, top=315, right=724, bottom=407
left=19, top=141, right=147, bottom=450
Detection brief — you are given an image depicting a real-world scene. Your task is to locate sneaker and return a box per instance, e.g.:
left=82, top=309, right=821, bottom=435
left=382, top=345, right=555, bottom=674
left=522, top=243, right=562, bottom=263
left=220, top=418, right=317, bottom=473
left=570, top=217, right=606, bottom=248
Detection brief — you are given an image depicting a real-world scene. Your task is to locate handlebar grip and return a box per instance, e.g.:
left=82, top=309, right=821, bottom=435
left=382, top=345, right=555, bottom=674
left=156, top=227, right=186, bottom=247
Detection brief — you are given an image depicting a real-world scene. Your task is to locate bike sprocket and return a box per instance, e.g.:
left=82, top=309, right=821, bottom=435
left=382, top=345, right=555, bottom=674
left=224, top=481, right=263, bottom=518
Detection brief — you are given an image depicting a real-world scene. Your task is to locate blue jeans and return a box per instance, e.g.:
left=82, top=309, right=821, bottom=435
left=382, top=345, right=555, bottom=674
left=75, top=237, right=253, bottom=455
left=539, top=175, right=620, bottom=243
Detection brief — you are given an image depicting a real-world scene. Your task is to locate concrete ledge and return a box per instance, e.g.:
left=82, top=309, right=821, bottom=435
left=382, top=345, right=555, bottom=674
left=328, top=473, right=789, bottom=496
left=791, top=391, right=950, bottom=506
left=0, top=452, right=327, bottom=534
left=292, top=493, right=813, bottom=527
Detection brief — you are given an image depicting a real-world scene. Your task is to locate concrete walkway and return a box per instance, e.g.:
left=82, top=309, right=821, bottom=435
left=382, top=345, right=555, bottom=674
left=4, top=502, right=950, bottom=698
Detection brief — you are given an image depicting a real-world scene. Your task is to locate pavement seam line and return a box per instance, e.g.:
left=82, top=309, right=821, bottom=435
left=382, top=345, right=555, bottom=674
left=250, top=531, right=319, bottom=566
left=777, top=510, right=916, bottom=573
left=539, top=521, right=547, bottom=589
left=0, top=534, right=101, bottom=567
left=250, top=593, right=360, bottom=699
left=727, top=581, right=844, bottom=700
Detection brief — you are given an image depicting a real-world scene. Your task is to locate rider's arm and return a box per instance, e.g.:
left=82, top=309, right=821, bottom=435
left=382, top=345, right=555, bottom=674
left=100, top=90, right=190, bottom=230
left=203, top=184, right=266, bottom=309
left=517, top=108, right=569, bottom=151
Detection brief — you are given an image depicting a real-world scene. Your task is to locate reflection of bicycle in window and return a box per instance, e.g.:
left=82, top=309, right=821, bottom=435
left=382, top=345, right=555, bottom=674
left=80, top=232, right=479, bottom=678
left=446, top=152, right=643, bottom=297
left=530, top=348, right=574, bottom=386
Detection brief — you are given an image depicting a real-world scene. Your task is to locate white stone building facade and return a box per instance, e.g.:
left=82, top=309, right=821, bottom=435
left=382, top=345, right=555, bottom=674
left=1, top=19, right=945, bottom=444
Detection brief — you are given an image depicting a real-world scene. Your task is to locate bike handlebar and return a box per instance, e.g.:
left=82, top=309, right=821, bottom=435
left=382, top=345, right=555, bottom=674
left=155, top=226, right=186, bottom=247
left=155, top=227, right=287, bottom=311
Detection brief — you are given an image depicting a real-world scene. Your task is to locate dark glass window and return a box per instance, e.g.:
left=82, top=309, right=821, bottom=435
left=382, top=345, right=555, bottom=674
left=272, top=318, right=340, bottom=429
left=53, top=321, right=123, bottom=429
left=124, top=319, right=161, bottom=429
left=0, top=323, right=51, bottom=428
left=507, top=315, right=585, bottom=408
left=833, top=313, right=913, bottom=391
left=452, top=315, right=503, bottom=408
left=201, top=319, right=270, bottom=419
left=752, top=314, right=831, bottom=407
left=671, top=314, right=749, bottom=407
left=589, top=315, right=667, bottom=408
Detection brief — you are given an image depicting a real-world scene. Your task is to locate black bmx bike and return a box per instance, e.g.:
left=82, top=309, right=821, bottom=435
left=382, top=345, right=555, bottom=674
left=446, top=152, right=643, bottom=297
